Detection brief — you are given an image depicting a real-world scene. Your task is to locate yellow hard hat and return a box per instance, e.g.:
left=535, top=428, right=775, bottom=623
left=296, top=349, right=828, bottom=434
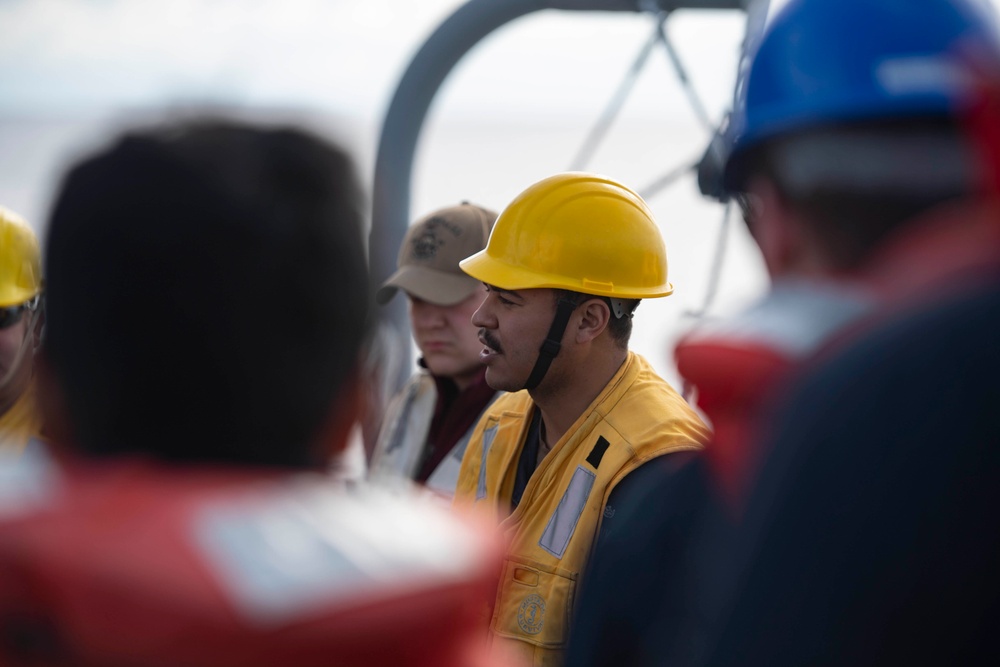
left=0, top=206, right=42, bottom=308
left=460, top=172, right=673, bottom=298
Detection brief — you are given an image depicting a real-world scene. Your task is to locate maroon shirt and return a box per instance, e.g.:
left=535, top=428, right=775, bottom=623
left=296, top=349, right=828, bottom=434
left=416, top=365, right=496, bottom=483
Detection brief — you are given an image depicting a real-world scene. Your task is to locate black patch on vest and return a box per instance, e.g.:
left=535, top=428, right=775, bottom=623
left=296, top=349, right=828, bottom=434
left=586, top=436, right=611, bottom=469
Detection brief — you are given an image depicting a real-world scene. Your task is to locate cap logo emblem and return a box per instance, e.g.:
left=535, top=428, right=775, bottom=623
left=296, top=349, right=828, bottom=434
left=411, top=217, right=463, bottom=260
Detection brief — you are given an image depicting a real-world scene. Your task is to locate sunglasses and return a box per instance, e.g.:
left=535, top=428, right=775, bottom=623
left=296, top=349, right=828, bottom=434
left=0, top=296, right=39, bottom=330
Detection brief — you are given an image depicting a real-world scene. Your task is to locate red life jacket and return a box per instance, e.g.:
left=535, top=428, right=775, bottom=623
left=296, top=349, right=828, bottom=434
left=0, top=453, right=504, bottom=667
left=675, top=281, right=874, bottom=512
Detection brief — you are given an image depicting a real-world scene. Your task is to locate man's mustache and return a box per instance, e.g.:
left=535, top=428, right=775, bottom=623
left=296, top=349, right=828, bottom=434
left=479, top=329, right=502, bottom=354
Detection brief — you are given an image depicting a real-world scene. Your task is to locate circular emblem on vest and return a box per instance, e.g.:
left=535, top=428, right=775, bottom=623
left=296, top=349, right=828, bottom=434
left=517, top=594, right=546, bottom=635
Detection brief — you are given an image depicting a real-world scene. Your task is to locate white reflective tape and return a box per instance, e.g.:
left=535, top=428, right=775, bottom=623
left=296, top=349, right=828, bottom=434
left=0, top=438, right=59, bottom=518
left=876, top=56, right=970, bottom=97
left=684, top=282, right=874, bottom=358
left=538, top=466, right=596, bottom=558
left=476, top=423, right=498, bottom=501
left=194, top=481, right=487, bottom=625
left=384, top=380, right=423, bottom=455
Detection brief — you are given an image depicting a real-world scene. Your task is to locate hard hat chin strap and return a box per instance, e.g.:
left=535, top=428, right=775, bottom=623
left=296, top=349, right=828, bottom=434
left=522, top=295, right=579, bottom=391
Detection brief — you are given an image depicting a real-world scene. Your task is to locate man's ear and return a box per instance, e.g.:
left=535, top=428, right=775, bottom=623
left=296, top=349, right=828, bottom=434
left=574, top=298, right=611, bottom=344
left=745, top=176, right=802, bottom=278
left=309, top=365, right=363, bottom=468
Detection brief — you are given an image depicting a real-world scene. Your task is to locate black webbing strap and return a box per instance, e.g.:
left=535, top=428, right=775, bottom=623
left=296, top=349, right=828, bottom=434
left=586, top=436, right=611, bottom=469
left=522, top=295, right=579, bottom=390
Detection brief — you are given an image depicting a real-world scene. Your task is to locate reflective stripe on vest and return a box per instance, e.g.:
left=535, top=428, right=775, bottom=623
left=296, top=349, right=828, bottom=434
left=538, top=465, right=595, bottom=558
left=477, top=423, right=499, bottom=501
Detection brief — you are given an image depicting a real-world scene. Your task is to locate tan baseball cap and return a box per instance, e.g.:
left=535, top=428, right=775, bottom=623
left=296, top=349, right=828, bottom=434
left=376, top=202, right=498, bottom=306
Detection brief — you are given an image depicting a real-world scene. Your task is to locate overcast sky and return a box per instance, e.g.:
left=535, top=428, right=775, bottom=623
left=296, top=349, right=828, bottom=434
left=0, top=0, right=751, bottom=123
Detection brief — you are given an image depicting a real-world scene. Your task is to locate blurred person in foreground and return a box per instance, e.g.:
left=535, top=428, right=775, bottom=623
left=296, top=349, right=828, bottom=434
left=453, top=172, right=710, bottom=667
left=0, top=119, right=502, bottom=667
left=369, top=203, right=501, bottom=498
left=0, top=206, right=44, bottom=455
left=567, top=0, right=1000, bottom=665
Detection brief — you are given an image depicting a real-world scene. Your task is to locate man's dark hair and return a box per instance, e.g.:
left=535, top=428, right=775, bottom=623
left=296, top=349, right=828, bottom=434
left=554, top=289, right=637, bottom=349
left=44, top=119, right=370, bottom=467
left=738, top=117, right=973, bottom=270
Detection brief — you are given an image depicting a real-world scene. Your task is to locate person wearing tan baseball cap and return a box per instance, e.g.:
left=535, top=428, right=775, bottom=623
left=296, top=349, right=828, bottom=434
left=369, top=202, right=501, bottom=497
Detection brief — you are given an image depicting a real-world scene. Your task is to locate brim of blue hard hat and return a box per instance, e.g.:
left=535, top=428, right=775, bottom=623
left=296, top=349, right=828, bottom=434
left=725, top=119, right=976, bottom=198
left=722, top=98, right=966, bottom=194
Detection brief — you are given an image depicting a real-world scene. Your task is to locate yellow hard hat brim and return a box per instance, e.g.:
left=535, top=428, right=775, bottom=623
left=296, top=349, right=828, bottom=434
left=460, top=249, right=674, bottom=299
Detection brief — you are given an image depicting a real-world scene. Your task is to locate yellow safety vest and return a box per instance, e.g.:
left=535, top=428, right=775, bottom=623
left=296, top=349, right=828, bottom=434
left=454, top=352, right=709, bottom=666
left=0, top=380, right=42, bottom=457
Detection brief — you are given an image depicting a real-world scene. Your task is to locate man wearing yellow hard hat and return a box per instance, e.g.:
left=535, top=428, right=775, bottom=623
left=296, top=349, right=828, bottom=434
left=452, top=172, right=709, bottom=666
left=0, top=206, right=43, bottom=455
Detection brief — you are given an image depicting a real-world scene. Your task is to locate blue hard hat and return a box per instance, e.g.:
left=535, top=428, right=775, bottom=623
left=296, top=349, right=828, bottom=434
left=723, top=0, right=1000, bottom=191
